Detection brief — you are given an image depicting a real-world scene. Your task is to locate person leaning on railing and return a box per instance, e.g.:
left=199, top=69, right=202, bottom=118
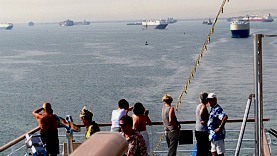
left=32, top=102, right=80, bottom=156
left=195, top=92, right=211, bottom=156
left=162, top=94, right=181, bottom=156
left=79, top=106, right=100, bottom=139
left=207, top=93, right=228, bottom=156
left=132, top=102, right=152, bottom=154
left=32, top=103, right=60, bottom=156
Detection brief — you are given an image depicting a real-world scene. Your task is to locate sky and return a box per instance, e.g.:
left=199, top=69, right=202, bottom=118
left=1, top=0, right=276, bottom=23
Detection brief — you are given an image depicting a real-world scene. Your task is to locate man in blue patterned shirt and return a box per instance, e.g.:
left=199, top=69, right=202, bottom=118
left=207, top=93, right=228, bottom=156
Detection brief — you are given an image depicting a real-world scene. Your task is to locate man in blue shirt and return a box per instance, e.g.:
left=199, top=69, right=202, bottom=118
left=207, top=93, right=228, bottom=156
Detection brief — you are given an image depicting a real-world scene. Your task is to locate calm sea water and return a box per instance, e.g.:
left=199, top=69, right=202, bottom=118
left=0, top=20, right=276, bottom=155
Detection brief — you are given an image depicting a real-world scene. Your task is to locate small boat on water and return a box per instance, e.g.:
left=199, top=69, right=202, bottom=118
left=227, top=13, right=274, bottom=22
left=230, top=20, right=250, bottom=38
left=202, top=19, right=212, bottom=25
left=28, top=21, right=34, bottom=26
left=142, top=20, right=168, bottom=29
left=59, top=19, right=74, bottom=26
left=0, top=23, right=13, bottom=30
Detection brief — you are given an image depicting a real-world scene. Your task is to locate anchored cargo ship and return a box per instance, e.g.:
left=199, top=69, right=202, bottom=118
left=0, top=23, right=13, bottom=30
left=230, top=20, right=250, bottom=38
left=142, top=20, right=168, bottom=29
left=59, top=19, right=74, bottom=26
left=227, top=13, right=274, bottom=22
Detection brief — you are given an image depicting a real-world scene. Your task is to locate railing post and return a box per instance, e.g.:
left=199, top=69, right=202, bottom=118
left=234, top=94, right=254, bottom=156
left=254, top=34, right=264, bottom=156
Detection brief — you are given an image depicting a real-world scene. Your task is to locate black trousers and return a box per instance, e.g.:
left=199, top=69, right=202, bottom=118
left=195, top=131, right=211, bottom=156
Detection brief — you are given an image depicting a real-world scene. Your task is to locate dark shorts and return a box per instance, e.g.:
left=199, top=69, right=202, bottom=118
left=41, top=132, right=60, bottom=155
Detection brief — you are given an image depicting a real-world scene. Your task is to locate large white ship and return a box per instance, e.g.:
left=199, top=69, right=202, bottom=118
left=0, top=23, right=13, bottom=30
left=141, top=20, right=168, bottom=29
left=227, top=13, right=274, bottom=22
left=230, top=20, right=250, bottom=38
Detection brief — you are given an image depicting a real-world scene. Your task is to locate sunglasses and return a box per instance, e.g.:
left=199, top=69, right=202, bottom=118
left=119, top=123, right=128, bottom=127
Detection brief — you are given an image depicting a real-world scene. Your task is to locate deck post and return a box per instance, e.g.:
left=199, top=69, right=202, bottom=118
left=254, top=34, right=263, bottom=156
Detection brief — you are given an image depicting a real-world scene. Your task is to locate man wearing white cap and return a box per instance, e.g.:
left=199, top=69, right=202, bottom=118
left=207, top=93, right=228, bottom=156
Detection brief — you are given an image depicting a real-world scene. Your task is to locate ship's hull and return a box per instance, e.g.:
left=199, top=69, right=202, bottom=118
left=127, top=22, right=142, bottom=25
left=230, top=21, right=250, bottom=38
left=0, top=23, right=13, bottom=30
left=142, top=20, right=168, bottom=29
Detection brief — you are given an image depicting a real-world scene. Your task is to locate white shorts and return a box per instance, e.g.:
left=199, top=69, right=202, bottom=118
left=211, top=139, right=225, bottom=154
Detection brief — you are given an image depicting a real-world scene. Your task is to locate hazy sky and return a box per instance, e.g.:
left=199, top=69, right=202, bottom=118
left=1, top=0, right=276, bottom=23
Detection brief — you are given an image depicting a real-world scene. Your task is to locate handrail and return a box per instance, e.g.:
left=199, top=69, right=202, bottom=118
left=268, top=128, right=277, bottom=138
left=0, top=126, right=40, bottom=152
left=0, top=118, right=270, bottom=153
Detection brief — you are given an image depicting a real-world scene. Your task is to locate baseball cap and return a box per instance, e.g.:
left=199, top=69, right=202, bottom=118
left=207, top=93, right=217, bottom=99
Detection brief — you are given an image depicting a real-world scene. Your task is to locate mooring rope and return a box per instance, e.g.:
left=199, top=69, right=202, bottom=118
left=176, top=0, right=230, bottom=111
left=152, top=0, right=230, bottom=155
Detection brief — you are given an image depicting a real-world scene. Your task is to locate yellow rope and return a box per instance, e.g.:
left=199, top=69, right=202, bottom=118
left=152, top=0, right=230, bottom=155
left=152, top=133, right=165, bottom=156
left=176, top=0, right=230, bottom=111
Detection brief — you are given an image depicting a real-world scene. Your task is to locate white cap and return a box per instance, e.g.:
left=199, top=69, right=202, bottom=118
left=207, top=93, right=217, bottom=99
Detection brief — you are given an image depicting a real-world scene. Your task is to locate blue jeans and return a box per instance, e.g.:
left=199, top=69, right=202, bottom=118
left=165, top=130, right=180, bottom=156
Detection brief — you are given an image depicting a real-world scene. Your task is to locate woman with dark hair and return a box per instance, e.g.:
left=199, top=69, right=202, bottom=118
left=80, top=106, right=100, bottom=139
left=132, top=102, right=152, bottom=153
left=195, top=92, right=211, bottom=156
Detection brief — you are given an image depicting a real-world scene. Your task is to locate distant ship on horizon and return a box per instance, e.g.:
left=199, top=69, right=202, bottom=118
left=59, top=19, right=74, bottom=26
left=142, top=19, right=168, bottom=29
left=28, top=21, right=34, bottom=26
left=0, top=23, right=13, bottom=30
left=74, top=20, right=90, bottom=25
left=160, top=17, right=177, bottom=24
left=227, top=13, right=274, bottom=22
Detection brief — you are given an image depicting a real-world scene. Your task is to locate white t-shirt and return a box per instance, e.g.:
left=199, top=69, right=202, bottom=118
left=111, top=109, right=127, bottom=129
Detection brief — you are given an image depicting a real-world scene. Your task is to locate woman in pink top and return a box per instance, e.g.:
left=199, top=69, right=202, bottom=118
left=132, top=102, right=152, bottom=153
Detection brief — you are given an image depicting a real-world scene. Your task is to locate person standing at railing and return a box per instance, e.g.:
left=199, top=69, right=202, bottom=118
left=32, top=103, right=60, bottom=156
left=79, top=106, right=100, bottom=139
left=195, top=92, right=211, bottom=156
left=120, top=115, right=148, bottom=156
left=132, top=102, right=152, bottom=154
left=207, top=93, right=228, bottom=156
left=111, top=99, right=133, bottom=132
left=162, top=94, right=181, bottom=156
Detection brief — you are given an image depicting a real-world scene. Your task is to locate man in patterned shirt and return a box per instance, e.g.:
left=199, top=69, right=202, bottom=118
left=207, top=93, right=228, bottom=156
left=120, top=115, right=147, bottom=156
